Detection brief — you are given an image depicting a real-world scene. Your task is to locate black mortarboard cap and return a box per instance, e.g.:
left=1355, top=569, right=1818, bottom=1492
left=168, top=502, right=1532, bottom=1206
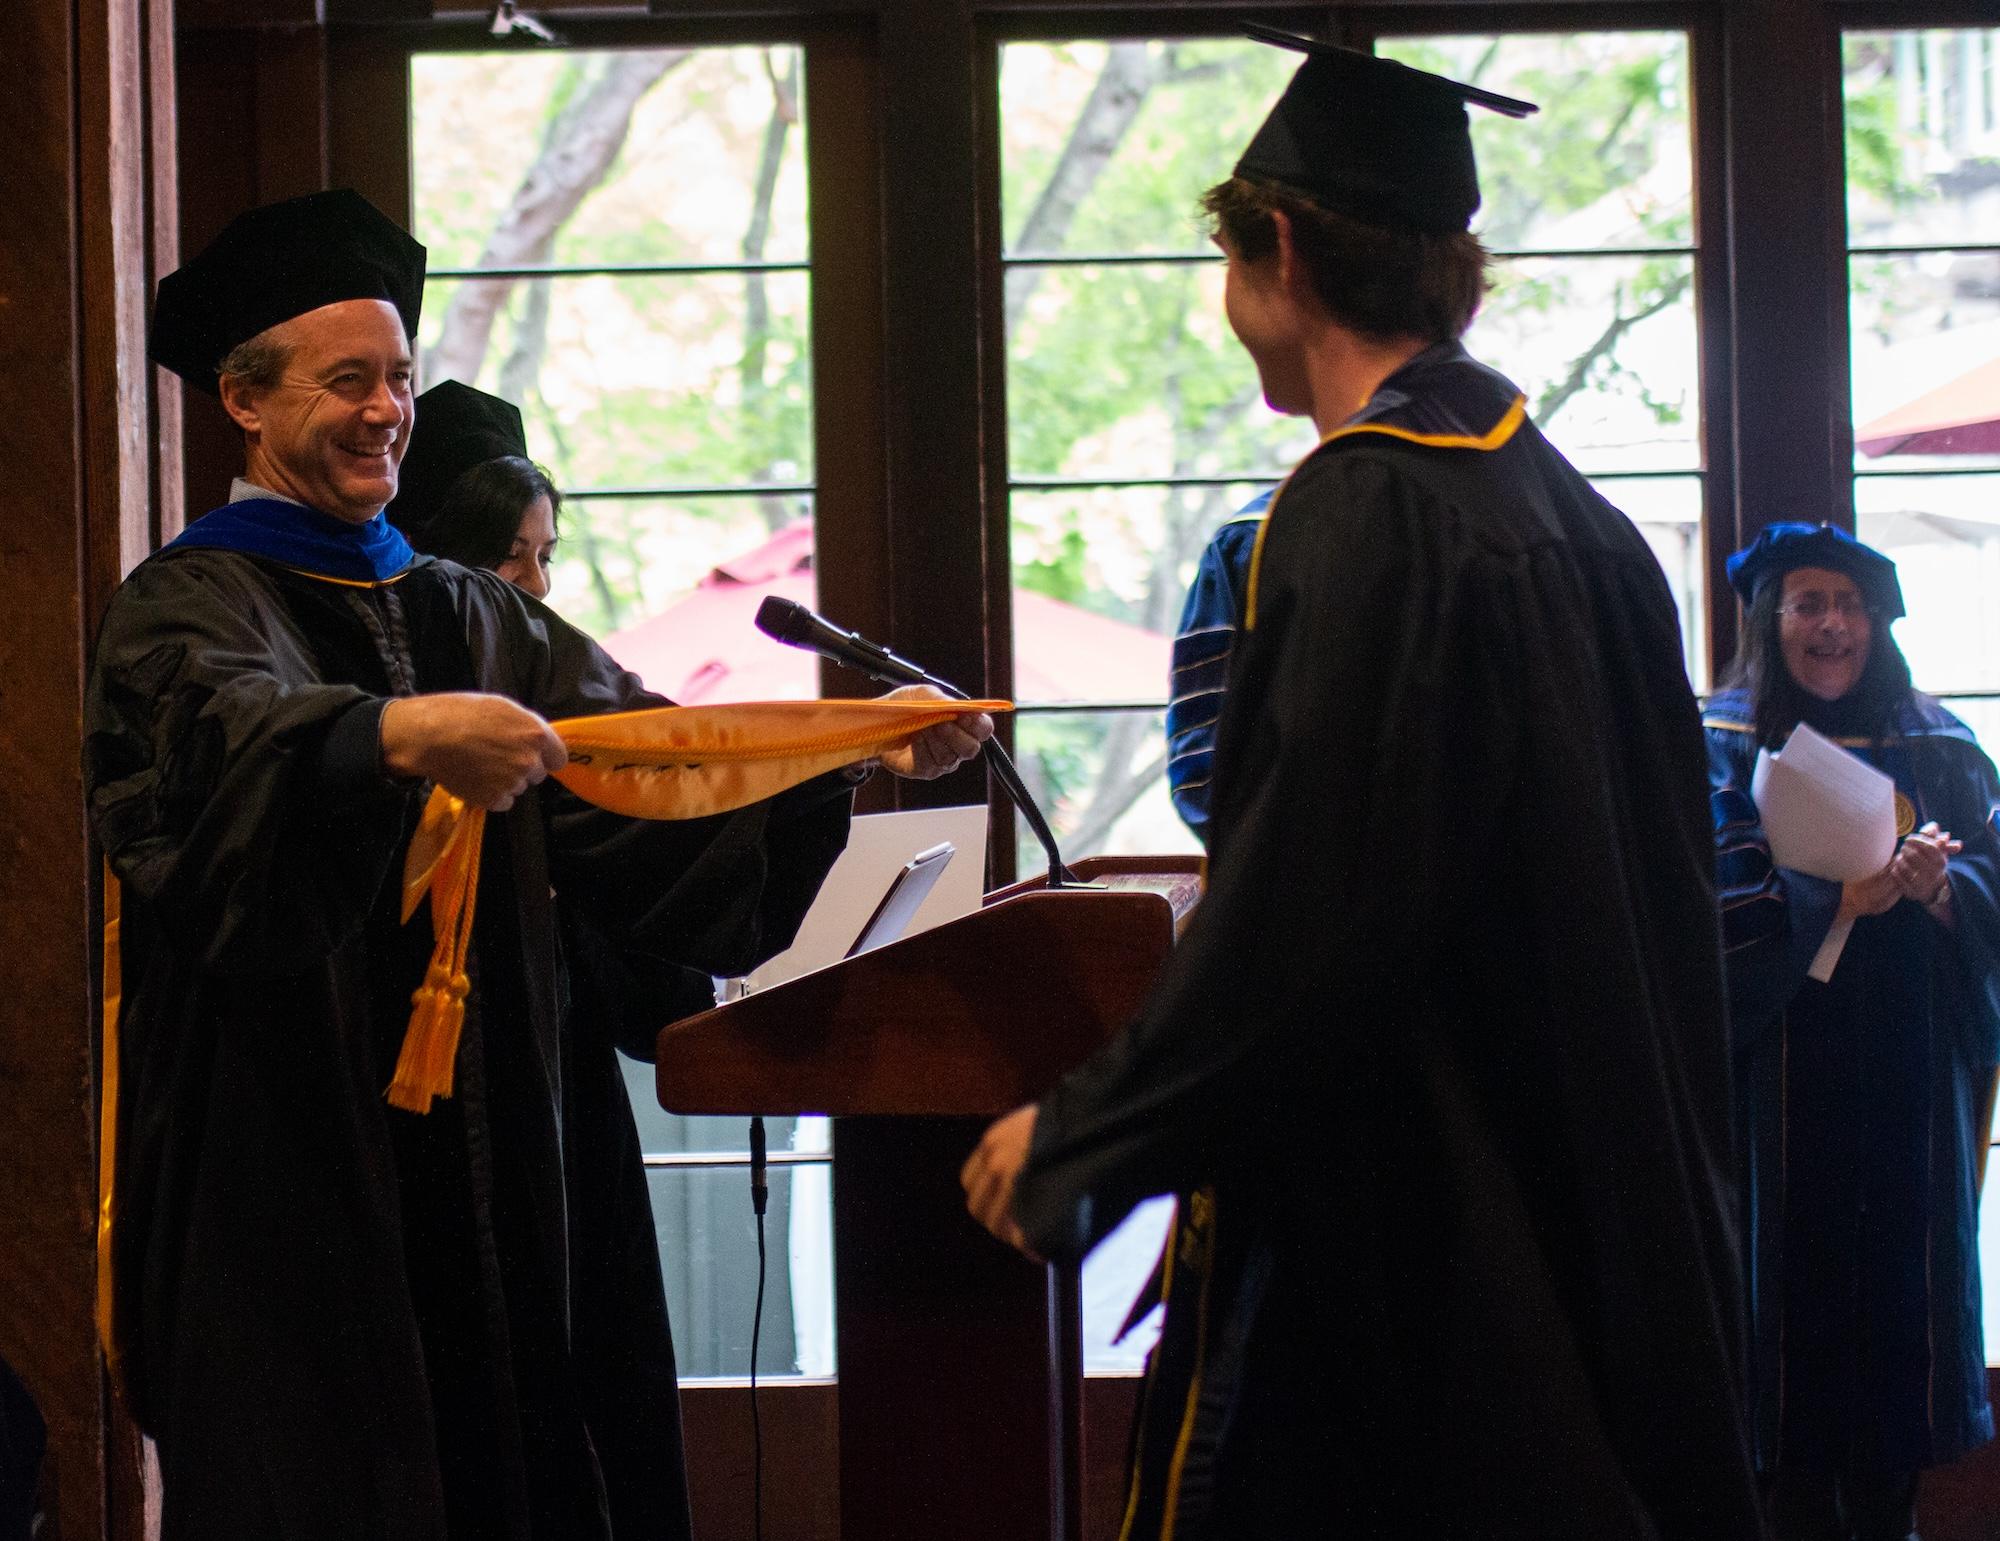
left=151, top=189, right=426, bottom=395
left=1234, top=26, right=1537, bottom=234
left=385, top=381, right=530, bottom=537
left=1725, top=522, right=1905, bottom=621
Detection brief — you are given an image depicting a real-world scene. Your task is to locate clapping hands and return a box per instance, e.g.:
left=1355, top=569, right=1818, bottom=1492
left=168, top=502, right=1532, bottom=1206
left=1840, top=821, right=1960, bottom=923
left=1890, top=821, right=1960, bottom=908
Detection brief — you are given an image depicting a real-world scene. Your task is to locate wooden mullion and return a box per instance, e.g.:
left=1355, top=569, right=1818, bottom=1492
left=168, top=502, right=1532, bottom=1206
left=1689, top=4, right=1737, bottom=680
left=329, top=11, right=834, bottom=48
left=329, top=31, right=416, bottom=230
left=804, top=18, right=897, bottom=731
left=1722, top=0, right=1849, bottom=541
left=1830, top=0, right=2000, bottom=28
left=976, top=22, right=1019, bottom=883
left=979, top=5, right=1332, bottom=43
left=875, top=0, right=993, bottom=732
left=1345, top=0, right=1709, bottom=29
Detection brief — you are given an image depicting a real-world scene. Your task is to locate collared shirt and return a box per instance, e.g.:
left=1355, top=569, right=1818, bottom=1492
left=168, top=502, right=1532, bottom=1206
left=230, top=477, right=306, bottom=508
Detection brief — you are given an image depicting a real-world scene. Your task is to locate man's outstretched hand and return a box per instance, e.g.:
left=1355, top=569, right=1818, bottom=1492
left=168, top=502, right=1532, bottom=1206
left=961, top=1103, right=1042, bottom=1260
left=380, top=692, right=568, bottom=811
left=876, top=684, right=994, bottom=780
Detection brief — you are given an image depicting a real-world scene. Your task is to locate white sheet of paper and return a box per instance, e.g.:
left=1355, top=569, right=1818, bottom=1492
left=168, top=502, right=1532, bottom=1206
left=741, top=805, right=989, bottom=993
left=1751, top=723, right=1897, bottom=982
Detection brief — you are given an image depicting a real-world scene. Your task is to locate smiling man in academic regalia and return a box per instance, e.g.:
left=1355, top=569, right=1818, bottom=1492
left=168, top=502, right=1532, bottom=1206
left=964, top=29, right=1763, bottom=1539
left=87, top=189, right=985, bottom=1540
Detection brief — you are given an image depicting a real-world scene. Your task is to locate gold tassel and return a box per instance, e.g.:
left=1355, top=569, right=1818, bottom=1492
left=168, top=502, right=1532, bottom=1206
left=387, top=699, right=1012, bottom=1113
left=387, top=807, right=482, bottom=1114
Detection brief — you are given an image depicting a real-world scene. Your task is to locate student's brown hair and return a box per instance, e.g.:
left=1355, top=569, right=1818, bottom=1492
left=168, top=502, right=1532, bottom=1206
left=1202, top=176, right=1489, bottom=344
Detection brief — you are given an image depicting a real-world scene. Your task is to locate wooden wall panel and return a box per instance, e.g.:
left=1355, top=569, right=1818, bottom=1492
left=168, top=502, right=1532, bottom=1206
left=149, top=0, right=187, bottom=547
left=0, top=0, right=164, bottom=1533
left=329, top=33, right=416, bottom=228
left=174, top=25, right=337, bottom=516
left=0, top=3, right=105, bottom=1523
left=673, top=1374, right=1142, bottom=1541
left=680, top=1382, right=840, bottom=1541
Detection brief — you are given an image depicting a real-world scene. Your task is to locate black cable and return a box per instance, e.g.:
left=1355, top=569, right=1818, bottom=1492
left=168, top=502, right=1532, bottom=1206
left=749, top=1117, right=768, bottom=1541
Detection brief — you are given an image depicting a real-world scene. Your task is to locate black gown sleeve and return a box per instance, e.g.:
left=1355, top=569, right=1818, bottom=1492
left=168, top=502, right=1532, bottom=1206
left=453, top=568, right=855, bottom=979
left=1930, top=735, right=2000, bottom=1066
left=83, top=552, right=413, bottom=974
left=1011, top=454, right=1517, bottom=1260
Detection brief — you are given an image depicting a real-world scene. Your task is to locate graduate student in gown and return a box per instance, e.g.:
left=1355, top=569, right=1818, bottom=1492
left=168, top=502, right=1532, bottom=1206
left=963, top=30, right=1763, bottom=1539
left=86, top=190, right=989, bottom=1540
left=385, top=378, right=716, bottom=1540
left=1707, top=523, right=2000, bottom=1541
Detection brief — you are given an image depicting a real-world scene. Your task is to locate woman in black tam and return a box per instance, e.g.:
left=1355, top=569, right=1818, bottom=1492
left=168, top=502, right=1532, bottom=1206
left=391, top=378, right=711, bottom=1541
left=386, top=379, right=562, bottom=598
left=1708, top=522, right=2000, bottom=1541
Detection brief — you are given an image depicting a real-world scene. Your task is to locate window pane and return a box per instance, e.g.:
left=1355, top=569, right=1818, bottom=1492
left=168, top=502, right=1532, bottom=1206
left=1011, top=484, right=1271, bottom=710
left=1005, top=262, right=1315, bottom=482
left=549, top=495, right=816, bottom=676
left=1849, top=252, right=2000, bottom=475
left=649, top=1159, right=835, bottom=1380
left=1014, top=708, right=1199, bottom=874
left=1376, top=34, right=1693, bottom=255
left=1856, top=473, right=2000, bottom=692
left=1844, top=31, right=2000, bottom=249
left=411, top=47, right=809, bottom=271
left=418, top=273, right=814, bottom=493
left=1938, top=697, right=2000, bottom=761
left=1594, top=476, right=1707, bottom=690
left=1470, top=255, right=1700, bottom=475
left=1083, top=1194, right=1172, bottom=1372
left=999, top=39, right=1295, bottom=256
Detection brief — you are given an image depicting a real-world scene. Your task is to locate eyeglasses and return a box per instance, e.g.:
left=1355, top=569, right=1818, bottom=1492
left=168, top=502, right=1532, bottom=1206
left=1777, top=594, right=1877, bottom=621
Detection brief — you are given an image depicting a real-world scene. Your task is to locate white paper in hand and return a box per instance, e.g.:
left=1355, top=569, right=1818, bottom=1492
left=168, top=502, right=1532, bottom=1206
left=1751, top=723, right=1897, bottom=981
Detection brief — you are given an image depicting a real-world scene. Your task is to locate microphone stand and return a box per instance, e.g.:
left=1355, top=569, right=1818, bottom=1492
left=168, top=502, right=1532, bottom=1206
left=916, top=679, right=1085, bottom=892
left=816, top=654, right=1084, bottom=891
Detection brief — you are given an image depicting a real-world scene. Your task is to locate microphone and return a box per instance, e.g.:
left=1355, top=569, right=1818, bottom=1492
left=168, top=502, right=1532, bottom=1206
left=754, top=597, right=953, bottom=694
left=753, top=596, right=1084, bottom=889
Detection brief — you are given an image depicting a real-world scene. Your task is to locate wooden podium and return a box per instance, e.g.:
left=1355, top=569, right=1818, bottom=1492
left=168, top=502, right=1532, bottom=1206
left=656, top=855, right=1202, bottom=1541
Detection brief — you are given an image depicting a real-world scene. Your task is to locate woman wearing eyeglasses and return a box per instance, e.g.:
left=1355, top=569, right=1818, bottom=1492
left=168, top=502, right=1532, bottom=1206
left=1709, top=522, right=2000, bottom=1541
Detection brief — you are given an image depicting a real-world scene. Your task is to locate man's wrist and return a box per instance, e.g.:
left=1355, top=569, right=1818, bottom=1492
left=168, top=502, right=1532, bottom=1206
left=377, top=697, right=426, bottom=783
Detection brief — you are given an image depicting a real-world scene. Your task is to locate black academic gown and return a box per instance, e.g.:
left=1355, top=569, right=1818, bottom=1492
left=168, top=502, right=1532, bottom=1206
left=556, top=919, right=720, bottom=1540
left=85, top=546, right=850, bottom=1541
left=1011, top=344, right=1763, bottom=1540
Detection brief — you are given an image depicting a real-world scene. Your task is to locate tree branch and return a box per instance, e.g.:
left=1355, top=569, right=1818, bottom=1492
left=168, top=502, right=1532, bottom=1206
left=743, top=50, right=800, bottom=533
left=1535, top=268, right=1691, bottom=425
left=1005, top=43, right=1161, bottom=338
left=425, top=50, right=689, bottom=388
left=1065, top=737, right=1171, bottom=857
